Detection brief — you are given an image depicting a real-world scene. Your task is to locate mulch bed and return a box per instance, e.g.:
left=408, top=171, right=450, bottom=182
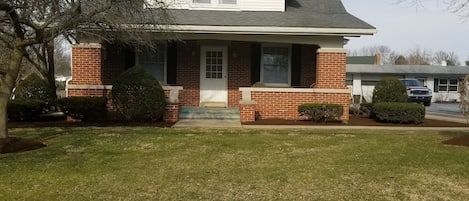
left=0, top=137, right=47, bottom=154
left=244, top=115, right=469, bottom=127
left=443, top=136, right=469, bottom=147
left=8, top=121, right=175, bottom=128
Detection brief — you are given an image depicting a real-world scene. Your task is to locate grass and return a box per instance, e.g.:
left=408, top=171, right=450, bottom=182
left=1, top=127, right=469, bottom=201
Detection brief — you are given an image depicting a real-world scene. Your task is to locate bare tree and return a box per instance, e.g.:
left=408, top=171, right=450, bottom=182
left=396, top=0, right=469, bottom=18
left=347, top=45, right=399, bottom=64
left=459, top=75, right=469, bottom=123
left=0, top=0, right=172, bottom=139
left=406, top=47, right=433, bottom=65
left=433, top=50, right=461, bottom=66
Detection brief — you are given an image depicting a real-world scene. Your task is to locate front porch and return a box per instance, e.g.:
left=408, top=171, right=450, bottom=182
left=68, top=36, right=351, bottom=123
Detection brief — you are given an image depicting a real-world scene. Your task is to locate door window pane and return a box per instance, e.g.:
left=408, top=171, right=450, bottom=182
left=262, top=47, right=289, bottom=84
left=205, top=51, right=223, bottom=79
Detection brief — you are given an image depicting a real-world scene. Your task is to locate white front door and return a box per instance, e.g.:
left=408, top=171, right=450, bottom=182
left=200, top=46, right=228, bottom=107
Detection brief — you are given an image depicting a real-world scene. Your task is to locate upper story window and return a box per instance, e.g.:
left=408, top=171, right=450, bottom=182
left=192, top=0, right=237, bottom=7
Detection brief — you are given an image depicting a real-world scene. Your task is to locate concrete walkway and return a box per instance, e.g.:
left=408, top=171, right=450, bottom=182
left=172, top=119, right=242, bottom=128
left=172, top=104, right=469, bottom=130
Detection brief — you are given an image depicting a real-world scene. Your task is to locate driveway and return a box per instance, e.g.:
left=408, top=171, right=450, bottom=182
left=426, top=103, right=467, bottom=123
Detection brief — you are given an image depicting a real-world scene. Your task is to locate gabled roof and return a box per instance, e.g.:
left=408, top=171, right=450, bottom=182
left=150, top=0, right=376, bottom=36
left=347, top=64, right=469, bottom=76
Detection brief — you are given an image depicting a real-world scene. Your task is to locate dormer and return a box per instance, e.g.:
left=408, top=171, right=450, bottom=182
left=161, top=0, right=286, bottom=11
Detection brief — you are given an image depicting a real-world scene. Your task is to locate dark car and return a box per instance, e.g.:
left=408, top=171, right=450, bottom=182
left=400, top=79, right=432, bottom=106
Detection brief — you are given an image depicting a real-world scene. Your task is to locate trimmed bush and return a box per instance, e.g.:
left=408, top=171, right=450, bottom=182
left=373, top=102, right=425, bottom=124
left=14, top=74, right=54, bottom=102
left=298, top=103, right=343, bottom=122
left=360, top=103, right=373, bottom=117
left=7, top=99, right=47, bottom=121
left=111, top=66, right=166, bottom=122
left=372, top=77, right=407, bottom=103
left=57, top=97, right=107, bottom=121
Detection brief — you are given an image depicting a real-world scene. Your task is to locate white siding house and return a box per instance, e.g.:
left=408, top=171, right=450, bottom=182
left=346, top=64, right=469, bottom=103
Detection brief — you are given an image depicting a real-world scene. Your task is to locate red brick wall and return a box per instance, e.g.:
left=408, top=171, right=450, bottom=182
left=176, top=41, right=200, bottom=107
left=251, top=91, right=349, bottom=121
left=70, top=46, right=103, bottom=85
left=315, top=51, right=346, bottom=89
left=228, top=42, right=252, bottom=107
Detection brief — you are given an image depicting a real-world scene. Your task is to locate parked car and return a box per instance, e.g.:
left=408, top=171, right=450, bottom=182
left=400, top=79, right=432, bottom=106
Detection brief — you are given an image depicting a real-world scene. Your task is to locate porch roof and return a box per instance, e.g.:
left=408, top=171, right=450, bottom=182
left=347, top=64, right=469, bottom=76
left=146, top=0, right=376, bottom=36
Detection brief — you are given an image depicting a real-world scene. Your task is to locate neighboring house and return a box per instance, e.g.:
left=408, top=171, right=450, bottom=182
left=346, top=64, right=469, bottom=103
left=68, top=0, right=376, bottom=123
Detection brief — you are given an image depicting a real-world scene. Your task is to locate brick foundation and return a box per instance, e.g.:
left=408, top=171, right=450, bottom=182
left=239, top=102, right=257, bottom=123
left=163, top=104, right=180, bottom=123
left=251, top=91, right=349, bottom=121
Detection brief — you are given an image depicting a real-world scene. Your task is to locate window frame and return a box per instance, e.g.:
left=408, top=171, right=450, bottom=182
left=437, top=78, right=459, bottom=92
left=135, top=42, right=167, bottom=84
left=191, top=0, right=238, bottom=9
left=260, top=44, right=292, bottom=87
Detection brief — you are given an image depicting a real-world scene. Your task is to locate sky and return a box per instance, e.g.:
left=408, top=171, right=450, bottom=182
left=342, top=0, right=469, bottom=64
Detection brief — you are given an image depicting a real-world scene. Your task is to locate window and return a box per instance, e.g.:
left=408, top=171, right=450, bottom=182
left=192, top=0, right=237, bottom=6
left=261, top=45, right=291, bottom=86
left=193, top=0, right=210, bottom=3
left=219, top=0, right=236, bottom=4
left=438, top=79, right=458, bottom=92
left=137, top=44, right=166, bottom=83
left=205, top=51, right=223, bottom=79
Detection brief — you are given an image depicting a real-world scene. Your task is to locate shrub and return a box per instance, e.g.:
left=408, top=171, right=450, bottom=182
left=373, top=102, right=425, bottom=124
left=7, top=99, right=47, bottom=121
left=111, top=66, right=166, bottom=122
left=372, top=77, right=407, bottom=103
left=360, top=103, right=373, bottom=117
left=298, top=103, right=343, bottom=122
left=56, top=97, right=107, bottom=121
left=14, top=74, right=54, bottom=102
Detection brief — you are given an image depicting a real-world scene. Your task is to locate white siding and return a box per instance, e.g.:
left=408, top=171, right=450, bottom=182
left=159, top=0, right=285, bottom=11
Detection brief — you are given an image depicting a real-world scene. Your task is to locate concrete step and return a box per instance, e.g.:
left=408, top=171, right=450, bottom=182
left=179, top=107, right=240, bottom=120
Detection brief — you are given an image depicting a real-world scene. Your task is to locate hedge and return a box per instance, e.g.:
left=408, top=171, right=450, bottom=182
left=56, top=97, right=107, bottom=121
left=298, top=103, right=343, bottom=122
left=7, top=99, right=47, bottom=121
left=111, top=66, right=166, bottom=122
left=372, top=77, right=408, bottom=103
left=373, top=102, right=425, bottom=124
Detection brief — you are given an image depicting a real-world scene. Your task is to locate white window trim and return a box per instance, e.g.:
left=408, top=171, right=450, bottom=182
left=135, top=42, right=167, bottom=84
left=190, top=0, right=239, bottom=10
left=260, top=44, right=292, bottom=87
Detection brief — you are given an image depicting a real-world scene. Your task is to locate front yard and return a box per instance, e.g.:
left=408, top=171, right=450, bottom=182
left=1, top=127, right=469, bottom=200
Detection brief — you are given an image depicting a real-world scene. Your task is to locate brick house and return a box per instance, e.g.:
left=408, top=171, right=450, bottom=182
left=68, top=0, right=376, bottom=123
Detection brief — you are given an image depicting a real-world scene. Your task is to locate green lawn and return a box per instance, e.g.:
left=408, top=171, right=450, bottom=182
left=1, top=127, right=469, bottom=201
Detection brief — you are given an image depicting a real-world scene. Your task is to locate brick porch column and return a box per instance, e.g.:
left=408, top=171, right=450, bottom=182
left=314, top=48, right=350, bottom=121
left=315, top=48, right=347, bottom=89
left=68, top=43, right=105, bottom=97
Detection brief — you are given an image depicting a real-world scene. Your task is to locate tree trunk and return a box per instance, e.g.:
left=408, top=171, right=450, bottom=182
left=0, top=43, right=26, bottom=139
left=46, top=41, right=58, bottom=108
